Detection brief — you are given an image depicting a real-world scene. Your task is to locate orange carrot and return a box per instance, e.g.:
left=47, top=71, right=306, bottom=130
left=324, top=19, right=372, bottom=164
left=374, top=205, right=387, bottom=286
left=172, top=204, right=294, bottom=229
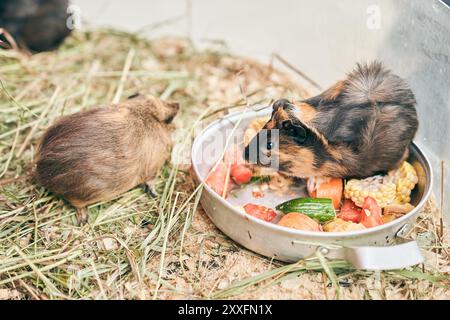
left=307, top=177, right=343, bottom=209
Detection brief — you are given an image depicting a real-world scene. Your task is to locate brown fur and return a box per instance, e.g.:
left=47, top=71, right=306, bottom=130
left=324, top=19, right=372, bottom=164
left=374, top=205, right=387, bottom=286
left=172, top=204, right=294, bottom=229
left=321, top=81, right=345, bottom=101
left=244, top=61, right=418, bottom=179
left=34, top=94, right=179, bottom=214
left=292, top=102, right=317, bottom=124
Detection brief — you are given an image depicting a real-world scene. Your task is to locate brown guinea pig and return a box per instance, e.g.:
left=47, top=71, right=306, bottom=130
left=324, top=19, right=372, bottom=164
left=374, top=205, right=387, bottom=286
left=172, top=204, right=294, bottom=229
left=244, top=61, right=418, bottom=179
left=35, top=94, right=179, bottom=223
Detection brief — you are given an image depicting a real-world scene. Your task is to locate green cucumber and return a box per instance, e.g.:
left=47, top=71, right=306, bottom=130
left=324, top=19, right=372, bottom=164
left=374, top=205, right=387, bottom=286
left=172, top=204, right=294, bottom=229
left=250, top=175, right=272, bottom=183
left=276, top=198, right=335, bottom=223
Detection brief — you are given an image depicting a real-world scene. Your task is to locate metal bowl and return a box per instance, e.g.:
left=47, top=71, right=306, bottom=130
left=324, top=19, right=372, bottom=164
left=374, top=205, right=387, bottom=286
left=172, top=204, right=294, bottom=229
left=191, top=107, right=433, bottom=270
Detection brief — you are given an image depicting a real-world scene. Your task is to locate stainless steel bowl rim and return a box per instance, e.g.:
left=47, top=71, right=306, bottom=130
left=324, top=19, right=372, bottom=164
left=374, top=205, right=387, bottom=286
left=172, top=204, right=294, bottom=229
left=191, top=109, right=433, bottom=239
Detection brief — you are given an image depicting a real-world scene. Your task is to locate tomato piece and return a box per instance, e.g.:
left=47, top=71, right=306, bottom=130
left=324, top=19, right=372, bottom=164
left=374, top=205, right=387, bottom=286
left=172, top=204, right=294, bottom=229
left=360, top=196, right=383, bottom=228
left=277, top=213, right=322, bottom=232
left=243, top=203, right=277, bottom=222
left=307, top=177, right=343, bottom=209
left=230, top=165, right=253, bottom=185
left=338, top=199, right=362, bottom=223
left=223, top=143, right=253, bottom=185
left=205, top=161, right=231, bottom=198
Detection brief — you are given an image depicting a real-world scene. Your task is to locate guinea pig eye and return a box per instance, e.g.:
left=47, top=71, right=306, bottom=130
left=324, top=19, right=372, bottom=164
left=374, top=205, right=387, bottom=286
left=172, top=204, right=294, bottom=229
left=267, top=141, right=274, bottom=150
left=282, top=120, right=307, bottom=143
left=282, top=120, right=296, bottom=135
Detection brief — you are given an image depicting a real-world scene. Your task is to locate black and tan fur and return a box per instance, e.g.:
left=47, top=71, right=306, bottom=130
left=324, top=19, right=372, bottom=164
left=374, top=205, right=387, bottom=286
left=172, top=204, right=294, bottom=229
left=244, top=61, right=418, bottom=179
left=35, top=94, right=179, bottom=223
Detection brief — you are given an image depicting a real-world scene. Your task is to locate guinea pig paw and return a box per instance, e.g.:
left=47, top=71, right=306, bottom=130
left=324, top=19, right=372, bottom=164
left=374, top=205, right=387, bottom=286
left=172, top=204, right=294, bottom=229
left=75, top=208, right=88, bottom=225
left=144, top=181, right=159, bottom=198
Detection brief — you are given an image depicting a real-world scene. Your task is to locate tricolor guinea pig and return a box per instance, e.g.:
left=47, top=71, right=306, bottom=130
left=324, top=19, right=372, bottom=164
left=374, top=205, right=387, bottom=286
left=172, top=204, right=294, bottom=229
left=244, top=61, right=418, bottom=179
left=35, top=94, right=179, bottom=223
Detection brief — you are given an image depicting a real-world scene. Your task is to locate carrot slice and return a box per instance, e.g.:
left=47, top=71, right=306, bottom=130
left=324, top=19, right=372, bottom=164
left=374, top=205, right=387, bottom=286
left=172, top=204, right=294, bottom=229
left=307, top=177, right=343, bottom=209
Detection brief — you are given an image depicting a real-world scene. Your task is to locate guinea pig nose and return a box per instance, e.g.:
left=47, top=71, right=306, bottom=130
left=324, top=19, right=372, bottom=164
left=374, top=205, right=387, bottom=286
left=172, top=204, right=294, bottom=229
left=272, top=99, right=291, bottom=112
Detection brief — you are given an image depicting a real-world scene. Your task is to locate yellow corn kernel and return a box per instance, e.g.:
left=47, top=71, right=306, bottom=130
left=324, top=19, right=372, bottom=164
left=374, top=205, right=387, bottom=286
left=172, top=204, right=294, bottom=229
left=387, top=161, right=418, bottom=204
left=344, top=176, right=396, bottom=208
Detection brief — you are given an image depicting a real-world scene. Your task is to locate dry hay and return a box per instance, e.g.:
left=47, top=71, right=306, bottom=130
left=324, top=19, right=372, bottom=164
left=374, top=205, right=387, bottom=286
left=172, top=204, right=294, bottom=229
left=0, top=29, right=448, bottom=300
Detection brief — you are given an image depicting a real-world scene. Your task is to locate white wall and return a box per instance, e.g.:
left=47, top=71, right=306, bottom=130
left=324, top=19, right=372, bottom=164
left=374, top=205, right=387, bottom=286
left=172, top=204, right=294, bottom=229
left=73, top=0, right=450, bottom=221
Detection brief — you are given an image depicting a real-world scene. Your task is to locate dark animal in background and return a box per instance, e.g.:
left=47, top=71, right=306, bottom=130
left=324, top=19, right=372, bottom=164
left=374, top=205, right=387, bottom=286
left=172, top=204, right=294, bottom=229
left=244, top=61, right=418, bottom=179
left=35, top=94, right=179, bottom=223
left=0, top=0, right=71, bottom=52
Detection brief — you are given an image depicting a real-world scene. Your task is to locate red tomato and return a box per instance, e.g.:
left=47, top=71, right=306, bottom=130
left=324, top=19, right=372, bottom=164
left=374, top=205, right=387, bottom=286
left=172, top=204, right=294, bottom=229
left=338, top=199, right=362, bottom=223
left=360, top=196, right=383, bottom=228
left=230, top=165, right=252, bottom=185
left=223, top=143, right=253, bottom=185
left=243, top=203, right=277, bottom=222
left=205, top=161, right=231, bottom=198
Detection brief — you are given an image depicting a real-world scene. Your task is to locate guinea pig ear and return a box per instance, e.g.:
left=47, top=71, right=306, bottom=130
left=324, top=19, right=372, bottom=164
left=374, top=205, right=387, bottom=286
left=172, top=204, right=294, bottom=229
left=281, top=120, right=308, bottom=144
left=160, top=101, right=180, bottom=124
left=143, top=96, right=180, bottom=123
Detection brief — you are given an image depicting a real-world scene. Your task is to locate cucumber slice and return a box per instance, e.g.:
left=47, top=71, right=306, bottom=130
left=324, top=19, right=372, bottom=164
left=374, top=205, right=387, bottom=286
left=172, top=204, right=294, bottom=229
left=276, top=198, right=336, bottom=223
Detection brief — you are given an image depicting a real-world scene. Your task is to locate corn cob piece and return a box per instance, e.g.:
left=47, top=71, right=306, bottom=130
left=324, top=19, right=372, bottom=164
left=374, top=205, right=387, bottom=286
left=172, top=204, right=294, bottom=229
left=386, top=161, right=419, bottom=204
left=344, top=161, right=418, bottom=208
left=344, top=175, right=396, bottom=208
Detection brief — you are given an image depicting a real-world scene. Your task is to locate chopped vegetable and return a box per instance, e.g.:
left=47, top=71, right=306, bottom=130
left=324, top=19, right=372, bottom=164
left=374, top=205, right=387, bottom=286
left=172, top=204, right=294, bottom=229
left=344, top=175, right=396, bottom=208
left=337, top=199, right=361, bottom=223
left=224, top=143, right=253, bottom=185
left=205, top=161, right=231, bottom=198
left=250, top=175, right=272, bottom=183
left=277, top=213, right=322, bottom=232
left=252, top=189, right=264, bottom=198
left=383, top=203, right=415, bottom=215
left=381, top=213, right=403, bottom=224
left=360, top=196, right=383, bottom=228
left=276, top=198, right=335, bottom=223
left=252, top=166, right=278, bottom=178
left=267, top=173, right=293, bottom=194
left=344, top=161, right=418, bottom=208
left=323, top=218, right=365, bottom=232
left=230, top=165, right=253, bottom=185
left=386, top=161, right=419, bottom=204
left=307, top=177, right=343, bottom=209
left=243, top=203, right=277, bottom=222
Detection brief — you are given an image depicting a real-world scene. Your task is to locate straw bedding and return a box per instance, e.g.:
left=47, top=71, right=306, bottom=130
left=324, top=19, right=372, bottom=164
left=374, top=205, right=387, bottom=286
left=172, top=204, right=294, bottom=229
left=0, top=30, right=448, bottom=300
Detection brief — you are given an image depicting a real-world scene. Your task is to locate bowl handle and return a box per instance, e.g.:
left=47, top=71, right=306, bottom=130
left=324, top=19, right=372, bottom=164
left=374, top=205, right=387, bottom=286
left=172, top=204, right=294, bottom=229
left=335, top=239, right=423, bottom=270
left=319, top=226, right=424, bottom=270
